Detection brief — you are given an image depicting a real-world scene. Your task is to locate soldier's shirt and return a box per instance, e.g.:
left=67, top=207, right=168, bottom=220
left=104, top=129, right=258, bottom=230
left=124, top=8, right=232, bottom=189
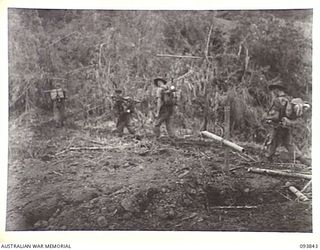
left=269, top=95, right=289, bottom=122
left=114, top=97, right=124, bottom=114
left=156, top=87, right=164, bottom=99
left=156, top=86, right=174, bottom=105
left=155, top=87, right=163, bottom=108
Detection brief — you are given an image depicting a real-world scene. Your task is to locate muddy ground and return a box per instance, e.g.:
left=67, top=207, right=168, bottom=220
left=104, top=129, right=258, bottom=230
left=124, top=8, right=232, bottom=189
left=6, top=115, right=312, bottom=232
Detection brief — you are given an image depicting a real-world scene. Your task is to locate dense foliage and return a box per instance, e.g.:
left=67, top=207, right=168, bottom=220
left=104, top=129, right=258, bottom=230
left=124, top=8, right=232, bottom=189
left=8, top=9, right=312, bottom=142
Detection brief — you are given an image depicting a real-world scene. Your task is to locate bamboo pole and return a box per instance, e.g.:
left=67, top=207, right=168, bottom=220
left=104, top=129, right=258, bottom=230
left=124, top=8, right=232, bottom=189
left=224, top=105, right=230, bottom=170
left=200, top=131, right=245, bottom=153
left=285, top=182, right=309, bottom=201
left=205, top=25, right=213, bottom=59
left=247, top=167, right=312, bottom=180
left=175, top=69, right=194, bottom=82
left=301, top=180, right=312, bottom=193
left=98, top=43, right=107, bottom=71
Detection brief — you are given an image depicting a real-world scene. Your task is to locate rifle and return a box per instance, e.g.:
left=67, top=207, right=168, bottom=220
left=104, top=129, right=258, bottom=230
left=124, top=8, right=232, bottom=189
left=111, top=95, right=141, bottom=104
left=264, top=119, right=284, bottom=128
left=111, top=95, right=142, bottom=115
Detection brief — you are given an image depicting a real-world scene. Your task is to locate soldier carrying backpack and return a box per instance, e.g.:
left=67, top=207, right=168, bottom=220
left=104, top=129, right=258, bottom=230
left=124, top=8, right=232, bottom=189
left=285, top=97, right=311, bottom=120
left=263, top=81, right=310, bottom=165
left=49, top=83, right=67, bottom=127
left=153, top=77, right=177, bottom=139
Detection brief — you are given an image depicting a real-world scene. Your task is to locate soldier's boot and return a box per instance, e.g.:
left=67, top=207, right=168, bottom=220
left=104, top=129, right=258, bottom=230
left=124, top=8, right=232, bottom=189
left=264, top=136, right=278, bottom=162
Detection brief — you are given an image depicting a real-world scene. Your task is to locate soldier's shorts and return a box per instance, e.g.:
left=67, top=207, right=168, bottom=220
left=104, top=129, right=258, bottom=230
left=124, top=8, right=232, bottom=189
left=53, top=100, right=65, bottom=127
left=266, top=126, right=310, bottom=165
left=154, top=106, right=174, bottom=138
left=116, top=114, right=135, bottom=136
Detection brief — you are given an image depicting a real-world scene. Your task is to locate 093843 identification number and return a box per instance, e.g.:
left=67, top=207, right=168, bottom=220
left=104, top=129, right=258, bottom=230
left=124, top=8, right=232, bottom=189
left=300, top=244, right=318, bottom=248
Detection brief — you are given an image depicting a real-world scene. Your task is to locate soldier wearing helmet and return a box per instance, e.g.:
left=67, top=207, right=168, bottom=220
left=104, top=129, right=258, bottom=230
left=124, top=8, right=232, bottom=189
left=263, top=80, right=310, bottom=165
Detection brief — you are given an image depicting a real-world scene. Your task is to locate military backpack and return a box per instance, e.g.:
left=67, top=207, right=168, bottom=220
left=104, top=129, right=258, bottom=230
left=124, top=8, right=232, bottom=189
left=50, top=88, right=65, bottom=101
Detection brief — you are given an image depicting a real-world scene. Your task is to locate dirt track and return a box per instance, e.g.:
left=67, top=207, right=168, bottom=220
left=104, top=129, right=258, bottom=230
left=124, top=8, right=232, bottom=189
left=6, top=120, right=312, bottom=232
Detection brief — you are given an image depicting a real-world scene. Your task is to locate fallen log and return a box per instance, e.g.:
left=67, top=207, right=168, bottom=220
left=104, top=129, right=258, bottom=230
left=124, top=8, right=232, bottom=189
left=200, top=131, right=245, bottom=153
left=55, top=146, right=123, bottom=156
left=285, top=182, right=309, bottom=201
left=62, top=145, right=133, bottom=152
left=277, top=191, right=294, bottom=201
left=210, top=205, right=258, bottom=209
left=247, top=167, right=312, bottom=180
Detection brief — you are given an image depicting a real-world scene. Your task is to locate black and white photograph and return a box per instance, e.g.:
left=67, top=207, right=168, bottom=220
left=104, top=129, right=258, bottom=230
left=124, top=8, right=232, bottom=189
left=1, top=2, right=319, bottom=249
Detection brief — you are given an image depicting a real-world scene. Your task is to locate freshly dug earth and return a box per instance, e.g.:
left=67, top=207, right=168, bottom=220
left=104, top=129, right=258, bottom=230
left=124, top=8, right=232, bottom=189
left=6, top=120, right=312, bottom=232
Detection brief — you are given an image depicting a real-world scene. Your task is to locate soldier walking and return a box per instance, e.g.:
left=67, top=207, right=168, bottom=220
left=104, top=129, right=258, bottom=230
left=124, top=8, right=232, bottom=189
left=112, top=89, right=136, bottom=137
left=263, top=81, right=310, bottom=165
left=50, top=83, right=67, bottom=128
left=153, top=77, right=177, bottom=139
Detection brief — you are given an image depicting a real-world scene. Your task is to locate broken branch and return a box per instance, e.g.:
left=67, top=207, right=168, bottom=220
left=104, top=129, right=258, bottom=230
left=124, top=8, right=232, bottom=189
left=277, top=191, right=294, bottom=201
left=285, top=182, right=309, bottom=201
left=52, top=171, right=63, bottom=176
left=301, top=180, right=312, bottom=193
left=48, top=31, right=81, bottom=47
left=175, top=69, right=194, bottom=81
left=156, top=54, right=204, bottom=59
left=68, top=146, right=115, bottom=151
left=232, top=151, right=251, bottom=162
left=182, top=212, right=198, bottom=221
left=56, top=145, right=130, bottom=155
left=229, top=166, right=243, bottom=172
